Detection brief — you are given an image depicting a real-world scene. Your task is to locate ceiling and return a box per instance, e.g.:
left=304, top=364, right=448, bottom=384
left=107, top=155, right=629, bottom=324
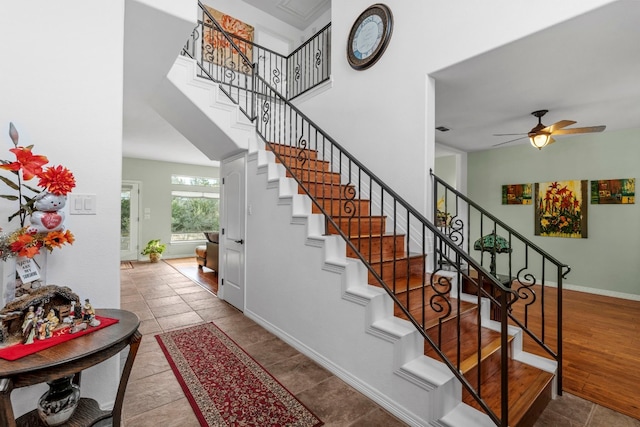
left=123, top=0, right=640, bottom=165
left=433, top=0, right=640, bottom=154
left=241, top=0, right=330, bottom=30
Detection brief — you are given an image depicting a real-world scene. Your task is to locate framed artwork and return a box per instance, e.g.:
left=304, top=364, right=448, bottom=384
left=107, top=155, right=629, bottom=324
left=535, top=180, right=588, bottom=238
left=202, top=6, right=254, bottom=71
left=502, top=184, right=532, bottom=205
left=590, top=178, right=635, bottom=204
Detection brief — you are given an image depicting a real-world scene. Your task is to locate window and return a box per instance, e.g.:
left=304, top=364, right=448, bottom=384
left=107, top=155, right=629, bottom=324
left=171, top=175, right=220, bottom=242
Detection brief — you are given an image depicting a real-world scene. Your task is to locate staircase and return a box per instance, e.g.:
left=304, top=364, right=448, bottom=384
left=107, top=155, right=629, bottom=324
left=265, top=141, right=556, bottom=427
left=149, top=4, right=568, bottom=425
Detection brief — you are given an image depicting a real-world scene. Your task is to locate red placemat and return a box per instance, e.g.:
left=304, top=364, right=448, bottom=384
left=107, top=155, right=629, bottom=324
left=0, top=316, right=119, bottom=361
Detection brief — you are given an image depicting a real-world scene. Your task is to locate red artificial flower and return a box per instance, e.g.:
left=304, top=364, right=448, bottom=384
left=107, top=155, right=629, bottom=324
left=37, top=165, right=76, bottom=195
left=0, top=147, right=49, bottom=180
left=9, top=233, right=40, bottom=258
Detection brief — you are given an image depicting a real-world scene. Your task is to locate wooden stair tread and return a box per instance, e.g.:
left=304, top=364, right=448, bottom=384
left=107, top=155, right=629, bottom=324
left=394, top=297, right=477, bottom=328
left=355, top=252, right=425, bottom=264
left=266, top=143, right=318, bottom=159
left=458, top=336, right=514, bottom=374
left=368, top=274, right=432, bottom=292
left=463, top=358, right=554, bottom=427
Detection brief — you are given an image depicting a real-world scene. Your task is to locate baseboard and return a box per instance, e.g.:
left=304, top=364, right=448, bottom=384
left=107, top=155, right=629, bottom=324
left=549, top=281, right=640, bottom=302
left=243, top=308, right=427, bottom=427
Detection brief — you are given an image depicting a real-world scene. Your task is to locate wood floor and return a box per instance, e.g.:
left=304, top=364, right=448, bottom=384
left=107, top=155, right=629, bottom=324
left=163, top=257, right=218, bottom=295
left=512, top=285, right=640, bottom=420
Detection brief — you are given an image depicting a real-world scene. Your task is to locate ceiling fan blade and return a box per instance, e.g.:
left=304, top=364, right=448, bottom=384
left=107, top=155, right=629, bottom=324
left=547, top=136, right=556, bottom=145
left=542, top=120, right=576, bottom=134
left=552, top=125, right=606, bottom=135
left=492, top=136, right=527, bottom=147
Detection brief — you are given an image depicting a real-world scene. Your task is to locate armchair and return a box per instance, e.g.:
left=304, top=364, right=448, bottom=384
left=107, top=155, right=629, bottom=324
left=195, top=232, right=219, bottom=274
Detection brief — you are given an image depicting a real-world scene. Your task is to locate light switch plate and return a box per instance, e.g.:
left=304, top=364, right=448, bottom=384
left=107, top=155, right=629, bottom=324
left=69, top=194, right=97, bottom=215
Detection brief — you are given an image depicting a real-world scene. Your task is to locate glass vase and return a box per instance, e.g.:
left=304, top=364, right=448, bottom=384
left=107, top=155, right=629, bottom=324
left=37, top=375, right=81, bottom=426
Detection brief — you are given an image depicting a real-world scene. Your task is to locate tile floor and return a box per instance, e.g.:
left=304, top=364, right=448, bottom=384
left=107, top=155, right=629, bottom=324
left=120, top=260, right=640, bottom=427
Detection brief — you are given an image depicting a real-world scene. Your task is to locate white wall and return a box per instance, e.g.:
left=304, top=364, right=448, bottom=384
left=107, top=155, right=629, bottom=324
left=0, top=0, right=124, bottom=416
left=292, top=0, right=618, bottom=221
left=467, top=128, right=640, bottom=298
left=122, top=157, right=220, bottom=259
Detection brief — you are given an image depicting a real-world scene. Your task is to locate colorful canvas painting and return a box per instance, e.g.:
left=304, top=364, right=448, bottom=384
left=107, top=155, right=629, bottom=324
left=202, top=6, right=254, bottom=71
left=535, top=180, right=588, bottom=238
left=502, top=184, right=532, bottom=205
left=590, top=178, right=635, bottom=204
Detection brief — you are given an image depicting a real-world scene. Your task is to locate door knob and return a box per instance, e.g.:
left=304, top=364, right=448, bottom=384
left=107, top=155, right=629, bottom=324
left=234, top=239, right=244, bottom=244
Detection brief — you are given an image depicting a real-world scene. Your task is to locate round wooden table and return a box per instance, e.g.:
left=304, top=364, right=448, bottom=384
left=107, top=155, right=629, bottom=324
left=0, top=309, right=141, bottom=427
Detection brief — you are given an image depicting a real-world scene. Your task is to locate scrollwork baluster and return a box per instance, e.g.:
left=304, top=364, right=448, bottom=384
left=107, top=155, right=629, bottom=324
left=342, top=185, right=356, bottom=219
left=261, top=101, right=270, bottom=124
left=296, top=135, right=308, bottom=167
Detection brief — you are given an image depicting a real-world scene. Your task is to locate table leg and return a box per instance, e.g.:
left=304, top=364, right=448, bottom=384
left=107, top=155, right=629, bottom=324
left=0, top=378, right=16, bottom=427
left=111, top=329, right=142, bottom=427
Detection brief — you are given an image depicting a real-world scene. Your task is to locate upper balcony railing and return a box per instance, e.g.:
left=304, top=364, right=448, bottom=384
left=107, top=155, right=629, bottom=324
left=182, top=2, right=331, bottom=120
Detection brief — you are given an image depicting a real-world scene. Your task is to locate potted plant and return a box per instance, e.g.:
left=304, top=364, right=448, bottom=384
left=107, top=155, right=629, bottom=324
left=141, top=239, right=166, bottom=263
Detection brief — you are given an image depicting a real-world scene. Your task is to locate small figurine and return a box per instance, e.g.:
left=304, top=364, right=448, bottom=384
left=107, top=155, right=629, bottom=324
left=22, top=306, right=36, bottom=344
left=82, top=298, right=100, bottom=326
left=70, top=322, right=87, bottom=334
left=82, top=299, right=94, bottom=322
left=45, top=308, right=59, bottom=338
left=35, top=304, right=45, bottom=320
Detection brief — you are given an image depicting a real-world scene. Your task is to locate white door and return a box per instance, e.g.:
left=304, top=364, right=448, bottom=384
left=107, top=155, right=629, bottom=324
left=120, top=182, right=140, bottom=261
left=220, top=155, right=245, bottom=311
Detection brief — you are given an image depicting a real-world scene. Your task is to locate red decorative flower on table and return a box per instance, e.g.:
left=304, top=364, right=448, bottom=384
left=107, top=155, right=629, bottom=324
left=38, top=165, right=75, bottom=196
left=0, top=147, right=48, bottom=180
left=0, top=123, right=76, bottom=261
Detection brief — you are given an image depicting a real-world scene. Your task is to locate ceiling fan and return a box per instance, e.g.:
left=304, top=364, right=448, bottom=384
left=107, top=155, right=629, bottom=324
left=493, top=109, right=606, bottom=149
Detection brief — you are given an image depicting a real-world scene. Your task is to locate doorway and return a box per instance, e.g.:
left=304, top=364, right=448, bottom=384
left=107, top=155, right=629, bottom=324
left=121, top=181, right=140, bottom=261
left=220, top=155, right=245, bottom=311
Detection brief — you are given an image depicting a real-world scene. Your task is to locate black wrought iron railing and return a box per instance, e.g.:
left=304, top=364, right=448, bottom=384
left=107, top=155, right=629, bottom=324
left=178, top=5, right=567, bottom=425
left=181, top=4, right=257, bottom=120
left=250, top=23, right=331, bottom=101
left=182, top=2, right=331, bottom=117
left=432, top=172, right=569, bottom=386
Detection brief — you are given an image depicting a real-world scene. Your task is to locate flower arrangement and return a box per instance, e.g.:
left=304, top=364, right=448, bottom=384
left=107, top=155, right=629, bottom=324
left=0, top=123, right=75, bottom=261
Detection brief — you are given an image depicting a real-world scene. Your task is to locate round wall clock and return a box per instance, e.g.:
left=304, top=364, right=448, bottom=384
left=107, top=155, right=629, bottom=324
left=347, top=3, right=393, bottom=70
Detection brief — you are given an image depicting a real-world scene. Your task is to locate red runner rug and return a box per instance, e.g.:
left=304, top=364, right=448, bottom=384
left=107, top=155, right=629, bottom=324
left=156, top=322, right=323, bottom=427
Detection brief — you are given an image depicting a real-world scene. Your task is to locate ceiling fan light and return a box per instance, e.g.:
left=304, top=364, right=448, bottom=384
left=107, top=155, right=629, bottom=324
left=530, top=132, right=550, bottom=149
